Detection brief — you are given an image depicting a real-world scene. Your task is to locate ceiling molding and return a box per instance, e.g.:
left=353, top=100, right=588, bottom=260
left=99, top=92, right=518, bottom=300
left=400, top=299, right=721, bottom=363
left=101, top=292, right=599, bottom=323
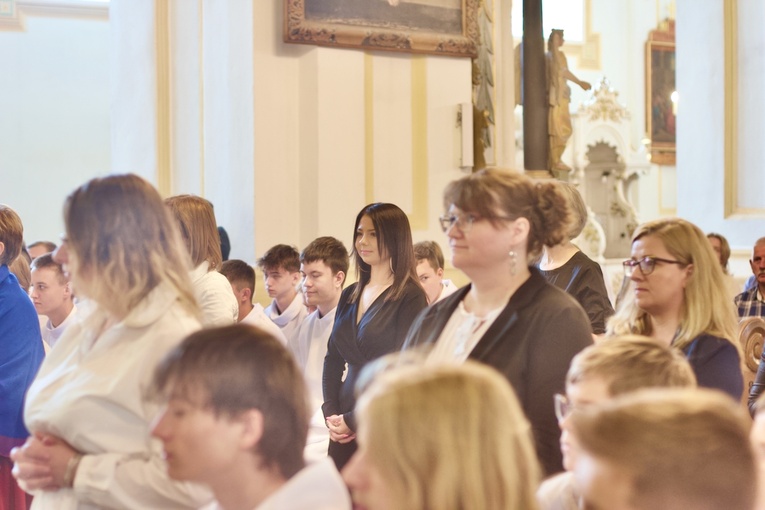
left=2, top=0, right=108, bottom=30
left=0, top=0, right=24, bottom=30
left=21, top=0, right=108, bottom=18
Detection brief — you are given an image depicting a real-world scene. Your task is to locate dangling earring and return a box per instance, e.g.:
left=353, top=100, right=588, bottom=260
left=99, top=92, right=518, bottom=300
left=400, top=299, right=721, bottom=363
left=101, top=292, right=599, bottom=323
left=508, top=250, right=517, bottom=276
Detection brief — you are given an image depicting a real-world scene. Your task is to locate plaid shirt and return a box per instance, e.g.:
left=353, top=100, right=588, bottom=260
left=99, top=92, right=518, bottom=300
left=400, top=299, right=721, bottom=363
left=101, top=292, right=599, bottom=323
left=735, top=286, right=765, bottom=318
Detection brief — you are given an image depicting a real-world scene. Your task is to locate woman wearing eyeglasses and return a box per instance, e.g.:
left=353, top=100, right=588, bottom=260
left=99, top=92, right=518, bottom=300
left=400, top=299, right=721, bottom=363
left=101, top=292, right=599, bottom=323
left=404, top=168, right=593, bottom=475
left=607, top=218, right=743, bottom=400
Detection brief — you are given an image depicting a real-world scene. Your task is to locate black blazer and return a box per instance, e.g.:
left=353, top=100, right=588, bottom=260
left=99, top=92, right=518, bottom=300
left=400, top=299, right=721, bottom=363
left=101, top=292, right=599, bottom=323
left=403, top=268, right=593, bottom=475
left=323, top=280, right=427, bottom=431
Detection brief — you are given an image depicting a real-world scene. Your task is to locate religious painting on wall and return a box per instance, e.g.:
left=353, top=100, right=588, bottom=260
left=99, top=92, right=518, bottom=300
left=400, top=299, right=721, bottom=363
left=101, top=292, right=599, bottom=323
left=284, top=0, right=480, bottom=58
left=645, top=19, right=676, bottom=165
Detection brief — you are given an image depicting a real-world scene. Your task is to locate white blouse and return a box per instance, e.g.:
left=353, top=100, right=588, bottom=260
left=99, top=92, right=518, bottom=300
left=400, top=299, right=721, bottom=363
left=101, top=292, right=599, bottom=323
left=24, top=284, right=212, bottom=510
left=425, top=300, right=503, bottom=365
left=190, top=261, right=239, bottom=327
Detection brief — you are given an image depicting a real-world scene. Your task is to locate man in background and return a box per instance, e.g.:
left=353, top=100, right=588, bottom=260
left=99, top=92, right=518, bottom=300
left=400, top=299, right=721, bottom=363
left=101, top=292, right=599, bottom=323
left=30, top=253, right=76, bottom=349
left=259, top=244, right=307, bottom=345
left=414, top=241, right=456, bottom=305
left=220, top=259, right=287, bottom=345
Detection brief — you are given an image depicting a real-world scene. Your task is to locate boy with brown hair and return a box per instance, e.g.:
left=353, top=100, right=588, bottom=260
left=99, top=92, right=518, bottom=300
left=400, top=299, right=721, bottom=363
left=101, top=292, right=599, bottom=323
left=220, top=259, right=287, bottom=345
left=258, top=244, right=306, bottom=345
left=413, top=240, right=456, bottom=304
left=30, top=253, right=76, bottom=348
left=293, top=237, right=349, bottom=460
left=572, top=388, right=755, bottom=510
left=151, top=324, right=351, bottom=510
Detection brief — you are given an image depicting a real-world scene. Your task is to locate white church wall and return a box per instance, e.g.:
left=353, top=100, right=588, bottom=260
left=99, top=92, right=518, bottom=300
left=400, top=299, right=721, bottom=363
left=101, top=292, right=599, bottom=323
left=8, top=1, right=710, bottom=273
left=734, top=0, right=765, bottom=212
left=109, top=0, right=153, bottom=183
left=6, top=1, right=680, bottom=270
left=116, top=0, right=259, bottom=264
left=297, top=48, right=366, bottom=253
left=677, top=0, right=765, bottom=262
left=109, top=0, right=473, bottom=265
left=248, top=2, right=473, bottom=258
left=200, top=0, right=256, bottom=265
left=1, top=14, right=110, bottom=245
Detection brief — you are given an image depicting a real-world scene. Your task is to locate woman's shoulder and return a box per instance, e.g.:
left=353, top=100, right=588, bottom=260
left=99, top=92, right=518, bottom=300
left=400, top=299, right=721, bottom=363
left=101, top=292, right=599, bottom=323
left=401, top=278, right=427, bottom=299
left=379, top=279, right=427, bottom=314
left=687, top=332, right=736, bottom=349
left=569, top=250, right=605, bottom=274
left=340, top=282, right=358, bottom=298
left=530, top=270, right=586, bottom=309
left=683, top=333, right=740, bottom=362
left=155, top=300, right=202, bottom=334
left=523, top=273, right=592, bottom=333
left=196, top=268, right=232, bottom=292
left=336, top=283, right=358, bottom=309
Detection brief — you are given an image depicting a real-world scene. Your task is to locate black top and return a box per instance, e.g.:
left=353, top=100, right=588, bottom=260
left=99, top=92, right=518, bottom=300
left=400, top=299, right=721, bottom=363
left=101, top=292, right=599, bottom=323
left=538, top=251, right=614, bottom=335
left=403, top=268, right=593, bottom=476
left=322, top=279, right=427, bottom=431
left=681, top=333, right=742, bottom=402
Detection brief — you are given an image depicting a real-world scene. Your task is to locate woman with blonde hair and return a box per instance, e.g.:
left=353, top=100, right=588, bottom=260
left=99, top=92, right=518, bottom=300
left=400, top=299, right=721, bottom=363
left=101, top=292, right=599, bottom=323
left=343, top=361, right=540, bottom=510
left=165, top=195, right=238, bottom=326
left=404, top=168, right=592, bottom=475
left=11, top=174, right=211, bottom=509
left=607, top=218, right=742, bottom=399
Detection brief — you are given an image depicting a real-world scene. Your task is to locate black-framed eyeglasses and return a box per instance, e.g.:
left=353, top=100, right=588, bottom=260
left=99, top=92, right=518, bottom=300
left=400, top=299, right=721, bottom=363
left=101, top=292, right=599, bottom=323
left=554, top=393, right=572, bottom=422
left=622, top=256, right=684, bottom=277
left=438, top=212, right=513, bottom=233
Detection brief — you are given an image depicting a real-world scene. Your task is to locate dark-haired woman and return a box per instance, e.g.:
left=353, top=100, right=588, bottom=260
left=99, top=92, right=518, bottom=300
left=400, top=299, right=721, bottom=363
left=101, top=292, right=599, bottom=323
left=323, top=203, right=427, bottom=469
left=404, top=168, right=593, bottom=475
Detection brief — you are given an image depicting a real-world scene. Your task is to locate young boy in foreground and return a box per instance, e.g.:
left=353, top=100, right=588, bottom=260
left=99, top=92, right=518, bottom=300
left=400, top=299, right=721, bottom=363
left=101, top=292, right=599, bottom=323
left=151, top=324, right=351, bottom=510
left=538, top=335, right=696, bottom=510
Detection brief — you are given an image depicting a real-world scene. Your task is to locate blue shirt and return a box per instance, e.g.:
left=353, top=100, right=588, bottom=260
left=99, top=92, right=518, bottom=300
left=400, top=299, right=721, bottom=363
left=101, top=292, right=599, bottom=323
left=0, top=264, right=44, bottom=456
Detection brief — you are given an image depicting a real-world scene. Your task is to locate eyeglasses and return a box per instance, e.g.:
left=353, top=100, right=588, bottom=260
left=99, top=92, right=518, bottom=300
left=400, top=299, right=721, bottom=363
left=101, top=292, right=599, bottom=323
left=438, top=212, right=513, bottom=233
left=622, top=256, right=684, bottom=277
left=554, top=393, right=572, bottom=422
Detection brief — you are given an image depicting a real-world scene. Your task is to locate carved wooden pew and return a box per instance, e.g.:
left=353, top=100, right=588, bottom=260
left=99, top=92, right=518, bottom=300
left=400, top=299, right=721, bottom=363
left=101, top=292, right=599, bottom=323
left=739, top=317, right=765, bottom=407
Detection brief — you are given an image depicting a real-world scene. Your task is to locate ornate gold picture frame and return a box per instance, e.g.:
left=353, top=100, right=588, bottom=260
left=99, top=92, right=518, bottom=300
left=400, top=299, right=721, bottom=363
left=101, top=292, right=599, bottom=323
left=284, top=0, right=480, bottom=58
left=645, top=19, right=676, bottom=165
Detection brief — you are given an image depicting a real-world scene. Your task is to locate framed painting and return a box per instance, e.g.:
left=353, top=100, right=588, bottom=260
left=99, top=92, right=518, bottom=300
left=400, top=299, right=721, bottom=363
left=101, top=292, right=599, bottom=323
left=284, top=0, right=480, bottom=58
left=645, top=19, right=676, bottom=165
